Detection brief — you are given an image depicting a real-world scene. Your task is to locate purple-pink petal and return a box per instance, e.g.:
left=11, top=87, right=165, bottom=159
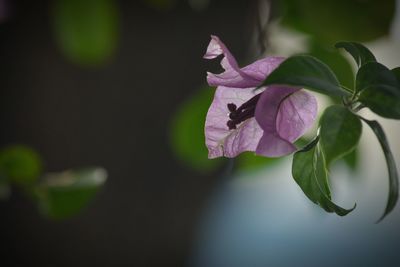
left=203, top=35, right=284, bottom=88
left=205, top=86, right=263, bottom=158
left=276, top=90, right=318, bottom=142
left=203, top=35, right=318, bottom=159
left=255, top=86, right=317, bottom=157
left=241, top=57, right=285, bottom=81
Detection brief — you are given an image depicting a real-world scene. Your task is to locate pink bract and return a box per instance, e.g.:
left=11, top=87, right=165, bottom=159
left=204, top=35, right=317, bottom=158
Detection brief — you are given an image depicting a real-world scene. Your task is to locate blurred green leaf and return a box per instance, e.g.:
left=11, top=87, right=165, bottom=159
left=262, top=55, right=347, bottom=97
left=53, top=0, right=119, bottom=66
left=358, top=62, right=400, bottom=119
left=170, top=87, right=223, bottom=172
left=310, top=42, right=354, bottom=89
left=0, top=145, right=42, bottom=185
left=361, top=118, right=398, bottom=221
left=392, top=67, right=400, bottom=82
left=319, top=105, right=362, bottom=165
left=236, top=152, right=280, bottom=172
left=280, top=0, right=395, bottom=43
left=292, top=138, right=355, bottom=216
left=36, top=167, right=107, bottom=220
left=335, top=41, right=376, bottom=68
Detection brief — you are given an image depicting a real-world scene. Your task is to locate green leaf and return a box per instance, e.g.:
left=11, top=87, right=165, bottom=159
left=261, top=55, right=348, bottom=97
left=36, top=167, right=107, bottom=220
left=169, top=87, right=223, bottom=172
left=361, top=118, right=398, bottom=222
left=335, top=41, right=376, bottom=67
left=53, top=0, right=119, bottom=66
left=343, top=148, right=358, bottom=171
left=392, top=67, right=400, bottom=82
left=310, top=42, right=354, bottom=89
left=0, top=145, right=42, bottom=185
left=357, top=62, right=400, bottom=119
left=280, top=0, right=395, bottom=44
left=319, top=105, right=362, bottom=165
left=292, top=138, right=355, bottom=216
left=356, top=62, right=399, bottom=92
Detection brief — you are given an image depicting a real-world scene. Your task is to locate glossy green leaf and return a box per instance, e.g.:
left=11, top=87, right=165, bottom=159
left=280, top=0, right=395, bottom=44
left=170, top=87, right=222, bottom=172
left=392, top=67, right=400, bottom=82
left=335, top=42, right=376, bottom=67
left=292, top=137, right=355, bottom=216
left=261, top=55, right=348, bottom=97
left=319, top=105, right=362, bottom=165
left=357, top=62, right=400, bottom=119
left=310, top=42, right=354, bottom=89
left=361, top=118, right=398, bottom=221
left=53, top=0, right=119, bottom=66
left=36, top=167, right=107, bottom=220
left=356, top=62, right=399, bottom=92
left=0, top=145, right=42, bottom=185
left=343, top=149, right=358, bottom=171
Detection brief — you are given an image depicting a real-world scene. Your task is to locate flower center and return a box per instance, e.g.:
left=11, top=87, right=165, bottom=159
left=226, top=93, right=261, bottom=130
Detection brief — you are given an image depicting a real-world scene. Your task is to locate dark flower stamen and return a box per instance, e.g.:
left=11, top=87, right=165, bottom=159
left=227, top=103, right=237, bottom=112
left=226, top=93, right=261, bottom=130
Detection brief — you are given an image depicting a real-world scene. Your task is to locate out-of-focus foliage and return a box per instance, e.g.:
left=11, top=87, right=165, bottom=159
left=0, top=144, right=107, bottom=219
left=236, top=152, right=281, bottom=172
left=52, top=0, right=119, bottom=66
left=170, top=87, right=223, bottom=173
left=36, top=168, right=107, bottom=220
left=279, top=0, right=395, bottom=44
left=0, top=145, right=42, bottom=186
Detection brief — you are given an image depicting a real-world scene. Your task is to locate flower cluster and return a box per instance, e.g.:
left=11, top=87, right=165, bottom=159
left=204, top=35, right=317, bottom=158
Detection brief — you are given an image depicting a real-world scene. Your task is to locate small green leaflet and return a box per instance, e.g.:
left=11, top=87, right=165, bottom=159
left=357, top=62, right=400, bottom=119
left=392, top=67, right=400, bottom=82
left=53, top=0, right=119, bottom=66
left=335, top=41, right=376, bottom=67
left=360, top=118, right=399, bottom=222
left=36, top=167, right=107, bottom=219
left=261, top=55, right=348, bottom=97
left=292, top=137, right=355, bottom=216
left=319, top=105, right=362, bottom=165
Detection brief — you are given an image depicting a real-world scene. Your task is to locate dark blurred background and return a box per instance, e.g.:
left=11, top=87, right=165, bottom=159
left=0, top=1, right=253, bottom=266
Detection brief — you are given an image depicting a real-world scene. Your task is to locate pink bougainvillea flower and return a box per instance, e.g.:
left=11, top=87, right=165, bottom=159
left=204, top=35, right=317, bottom=158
